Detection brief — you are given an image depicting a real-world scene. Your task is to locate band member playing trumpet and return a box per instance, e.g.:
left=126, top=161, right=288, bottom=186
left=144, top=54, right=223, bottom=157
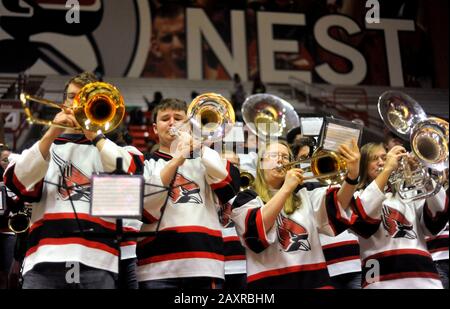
left=138, top=98, right=238, bottom=289
left=3, top=72, right=143, bottom=289
left=231, top=140, right=361, bottom=288
left=352, top=143, right=448, bottom=288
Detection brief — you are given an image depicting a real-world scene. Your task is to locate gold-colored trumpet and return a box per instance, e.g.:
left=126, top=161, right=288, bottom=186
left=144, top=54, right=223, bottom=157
left=240, top=171, right=255, bottom=191
left=20, top=82, right=125, bottom=133
left=277, top=149, right=348, bottom=185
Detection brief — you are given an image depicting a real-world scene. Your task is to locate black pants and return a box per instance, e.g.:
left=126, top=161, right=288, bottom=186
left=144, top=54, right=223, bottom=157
left=22, top=262, right=117, bottom=289
left=330, top=272, right=362, bottom=289
left=139, top=277, right=224, bottom=289
left=435, top=260, right=449, bottom=289
left=0, top=234, right=16, bottom=289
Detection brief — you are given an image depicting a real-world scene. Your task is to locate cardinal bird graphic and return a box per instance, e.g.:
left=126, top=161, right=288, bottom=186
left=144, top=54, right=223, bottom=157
left=382, top=206, right=417, bottom=239
left=53, top=151, right=91, bottom=202
left=277, top=215, right=311, bottom=252
left=170, top=173, right=203, bottom=205
left=219, top=202, right=234, bottom=228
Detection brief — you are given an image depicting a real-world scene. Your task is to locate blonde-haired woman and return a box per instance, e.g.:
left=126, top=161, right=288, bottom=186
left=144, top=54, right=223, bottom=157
left=352, top=143, right=448, bottom=288
left=231, top=140, right=361, bottom=288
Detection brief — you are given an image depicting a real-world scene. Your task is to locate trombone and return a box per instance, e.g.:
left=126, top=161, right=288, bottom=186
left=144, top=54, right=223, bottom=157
left=276, top=149, right=348, bottom=185
left=20, top=82, right=125, bottom=133
left=169, top=93, right=235, bottom=143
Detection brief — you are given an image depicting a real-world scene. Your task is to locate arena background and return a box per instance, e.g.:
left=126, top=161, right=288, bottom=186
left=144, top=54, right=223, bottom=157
left=0, top=0, right=448, bottom=88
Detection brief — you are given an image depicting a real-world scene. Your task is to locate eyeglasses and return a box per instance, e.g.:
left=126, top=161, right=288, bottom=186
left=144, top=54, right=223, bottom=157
left=264, top=152, right=290, bottom=162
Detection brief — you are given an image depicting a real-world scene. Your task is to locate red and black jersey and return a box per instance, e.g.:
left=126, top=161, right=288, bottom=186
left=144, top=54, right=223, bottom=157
left=137, top=147, right=236, bottom=282
left=426, top=222, right=449, bottom=262
left=3, top=134, right=143, bottom=275
left=352, top=181, right=448, bottom=289
left=218, top=164, right=246, bottom=275
left=320, top=231, right=361, bottom=277
left=231, top=186, right=357, bottom=289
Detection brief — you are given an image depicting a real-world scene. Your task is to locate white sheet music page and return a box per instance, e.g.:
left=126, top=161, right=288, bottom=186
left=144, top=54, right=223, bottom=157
left=323, top=123, right=361, bottom=152
left=91, top=175, right=143, bottom=218
left=301, top=117, right=324, bottom=136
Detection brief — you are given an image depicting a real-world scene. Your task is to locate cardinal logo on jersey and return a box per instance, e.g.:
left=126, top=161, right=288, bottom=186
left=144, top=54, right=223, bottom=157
left=219, top=202, right=234, bottom=228
left=53, top=151, right=90, bottom=202
left=277, top=215, right=311, bottom=252
left=170, top=173, right=202, bottom=205
left=382, top=206, right=417, bottom=239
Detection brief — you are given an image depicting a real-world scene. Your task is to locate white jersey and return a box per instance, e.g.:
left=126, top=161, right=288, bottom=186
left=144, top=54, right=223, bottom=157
left=219, top=199, right=246, bottom=275
left=3, top=134, right=143, bottom=275
left=231, top=186, right=356, bottom=289
left=352, top=181, right=447, bottom=289
left=137, top=148, right=236, bottom=282
left=320, top=231, right=361, bottom=277
left=121, top=219, right=143, bottom=260
left=426, top=222, right=449, bottom=262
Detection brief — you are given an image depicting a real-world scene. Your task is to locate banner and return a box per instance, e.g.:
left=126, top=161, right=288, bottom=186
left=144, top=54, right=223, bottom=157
left=0, top=0, right=446, bottom=87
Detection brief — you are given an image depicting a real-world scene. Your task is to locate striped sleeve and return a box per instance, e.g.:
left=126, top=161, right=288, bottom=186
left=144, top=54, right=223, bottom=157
left=99, top=140, right=144, bottom=174
left=3, top=142, right=47, bottom=203
left=141, top=158, right=166, bottom=224
left=309, top=186, right=357, bottom=237
left=421, top=188, right=448, bottom=236
left=348, top=185, right=384, bottom=239
left=201, top=146, right=230, bottom=183
left=353, top=181, right=385, bottom=224
left=231, top=190, right=274, bottom=253
left=210, top=161, right=240, bottom=205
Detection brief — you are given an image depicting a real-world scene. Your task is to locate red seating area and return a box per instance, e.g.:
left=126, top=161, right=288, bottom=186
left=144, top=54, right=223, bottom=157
left=126, top=111, right=158, bottom=153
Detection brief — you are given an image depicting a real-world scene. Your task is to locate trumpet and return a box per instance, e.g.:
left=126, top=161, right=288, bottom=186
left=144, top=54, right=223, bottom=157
left=169, top=93, right=235, bottom=143
left=276, top=149, right=348, bottom=185
left=20, top=82, right=125, bottom=133
left=240, top=171, right=255, bottom=191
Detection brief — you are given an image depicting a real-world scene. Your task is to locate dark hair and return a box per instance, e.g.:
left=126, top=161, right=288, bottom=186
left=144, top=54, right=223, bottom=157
left=151, top=98, right=187, bottom=124
left=63, top=72, right=98, bottom=100
left=291, top=137, right=316, bottom=159
left=154, top=3, right=184, bottom=21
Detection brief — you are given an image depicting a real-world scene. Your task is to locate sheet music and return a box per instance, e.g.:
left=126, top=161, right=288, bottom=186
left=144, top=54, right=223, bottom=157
left=91, top=176, right=143, bottom=218
left=323, top=123, right=361, bottom=152
left=301, top=117, right=324, bottom=136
